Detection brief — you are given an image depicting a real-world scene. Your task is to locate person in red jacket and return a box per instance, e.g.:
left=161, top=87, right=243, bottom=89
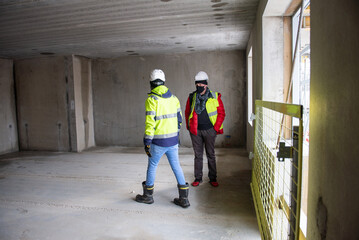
left=185, top=71, right=225, bottom=187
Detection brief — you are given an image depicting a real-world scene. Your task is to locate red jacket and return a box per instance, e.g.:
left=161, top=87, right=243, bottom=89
left=185, top=92, right=225, bottom=136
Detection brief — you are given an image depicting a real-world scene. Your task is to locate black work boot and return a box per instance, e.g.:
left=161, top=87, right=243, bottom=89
left=135, top=181, right=154, bottom=204
left=174, top=183, right=190, bottom=208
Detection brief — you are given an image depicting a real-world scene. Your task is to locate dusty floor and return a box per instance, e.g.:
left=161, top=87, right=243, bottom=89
left=0, top=147, right=260, bottom=240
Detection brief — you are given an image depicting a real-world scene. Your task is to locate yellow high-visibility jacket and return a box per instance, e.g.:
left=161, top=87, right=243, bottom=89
left=144, top=85, right=182, bottom=147
left=185, top=90, right=225, bottom=136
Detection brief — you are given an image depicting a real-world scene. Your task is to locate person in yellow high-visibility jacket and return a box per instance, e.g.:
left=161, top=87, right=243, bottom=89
left=185, top=71, right=226, bottom=187
left=135, top=69, right=190, bottom=208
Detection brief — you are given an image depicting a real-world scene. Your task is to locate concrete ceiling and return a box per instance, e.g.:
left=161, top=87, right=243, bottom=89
left=0, top=0, right=259, bottom=59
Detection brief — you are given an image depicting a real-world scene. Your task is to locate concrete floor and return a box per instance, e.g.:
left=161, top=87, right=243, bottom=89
left=0, top=147, right=260, bottom=240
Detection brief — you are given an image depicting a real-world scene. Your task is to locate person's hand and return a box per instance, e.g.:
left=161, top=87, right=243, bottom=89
left=144, top=145, right=152, bottom=157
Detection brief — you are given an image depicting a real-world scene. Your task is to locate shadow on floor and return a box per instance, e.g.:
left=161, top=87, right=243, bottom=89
left=190, top=151, right=255, bottom=218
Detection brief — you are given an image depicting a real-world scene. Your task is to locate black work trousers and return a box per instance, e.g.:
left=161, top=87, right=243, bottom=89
left=190, top=128, right=217, bottom=181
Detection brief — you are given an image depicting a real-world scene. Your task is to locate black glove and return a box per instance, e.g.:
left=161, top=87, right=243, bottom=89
left=144, top=145, right=152, bottom=157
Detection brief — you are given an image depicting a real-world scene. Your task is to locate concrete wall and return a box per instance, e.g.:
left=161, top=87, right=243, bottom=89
left=15, top=56, right=70, bottom=151
left=92, top=51, right=246, bottom=148
left=73, top=56, right=95, bottom=151
left=262, top=17, right=284, bottom=102
left=246, top=0, right=267, bottom=153
left=0, top=59, right=18, bottom=154
left=308, top=0, right=359, bottom=239
left=14, top=56, right=95, bottom=152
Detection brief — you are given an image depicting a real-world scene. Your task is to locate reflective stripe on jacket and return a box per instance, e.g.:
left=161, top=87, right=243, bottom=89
left=144, top=85, right=182, bottom=147
left=185, top=90, right=225, bottom=136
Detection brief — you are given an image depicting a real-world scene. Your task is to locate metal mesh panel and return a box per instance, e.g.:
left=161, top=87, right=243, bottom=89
left=251, top=101, right=303, bottom=240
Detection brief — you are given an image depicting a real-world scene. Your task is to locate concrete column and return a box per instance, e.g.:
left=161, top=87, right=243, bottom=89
left=0, top=59, right=18, bottom=154
left=64, top=56, right=77, bottom=152
left=73, top=55, right=95, bottom=152
left=308, top=0, right=359, bottom=239
left=262, top=16, right=284, bottom=102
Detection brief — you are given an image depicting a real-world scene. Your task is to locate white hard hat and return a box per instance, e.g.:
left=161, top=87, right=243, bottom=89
left=150, top=69, right=165, bottom=82
left=195, top=71, right=209, bottom=82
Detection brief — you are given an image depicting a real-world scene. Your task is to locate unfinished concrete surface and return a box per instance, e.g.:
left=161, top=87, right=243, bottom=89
left=92, top=50, right=246, bottom=148
left=15, top=57, right=70, bottom=152
left=73, top=56, right=95, bottom=152
left=11, top=50, right=246, bottom=151
left=0, top=147, right=260, bottom=240
left=0, top=59, right=18, bottom=154
left=307, top=0, right=359, bottom=239
left=0, top=0, right=259, bottom=59
left=13, top=56, right=97, bottom=153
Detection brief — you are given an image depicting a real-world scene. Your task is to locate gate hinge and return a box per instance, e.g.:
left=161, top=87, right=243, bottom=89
left=277, top=142, right=292, bottom=162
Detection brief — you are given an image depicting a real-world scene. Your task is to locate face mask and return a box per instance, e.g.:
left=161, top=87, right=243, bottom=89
left=196, top=86, right=205, bottom=93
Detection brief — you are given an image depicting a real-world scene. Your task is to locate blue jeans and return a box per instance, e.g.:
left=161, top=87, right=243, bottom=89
left=146, top=144, right=186, bottom=186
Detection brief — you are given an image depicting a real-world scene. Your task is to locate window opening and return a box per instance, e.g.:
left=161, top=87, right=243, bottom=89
left=292, top=0, right=310, bottom=238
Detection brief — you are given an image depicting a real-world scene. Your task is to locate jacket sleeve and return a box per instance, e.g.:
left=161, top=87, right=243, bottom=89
left=214, top=93, right=225, bottom=132
left=185, top=97, right=191, bottom=130
left=176, top=98, right=182, bottom=130
left=144, top=97, right=156, bottom=145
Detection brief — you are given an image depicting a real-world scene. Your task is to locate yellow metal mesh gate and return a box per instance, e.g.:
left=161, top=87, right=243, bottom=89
left=251, top=100, right=303, bottom=240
